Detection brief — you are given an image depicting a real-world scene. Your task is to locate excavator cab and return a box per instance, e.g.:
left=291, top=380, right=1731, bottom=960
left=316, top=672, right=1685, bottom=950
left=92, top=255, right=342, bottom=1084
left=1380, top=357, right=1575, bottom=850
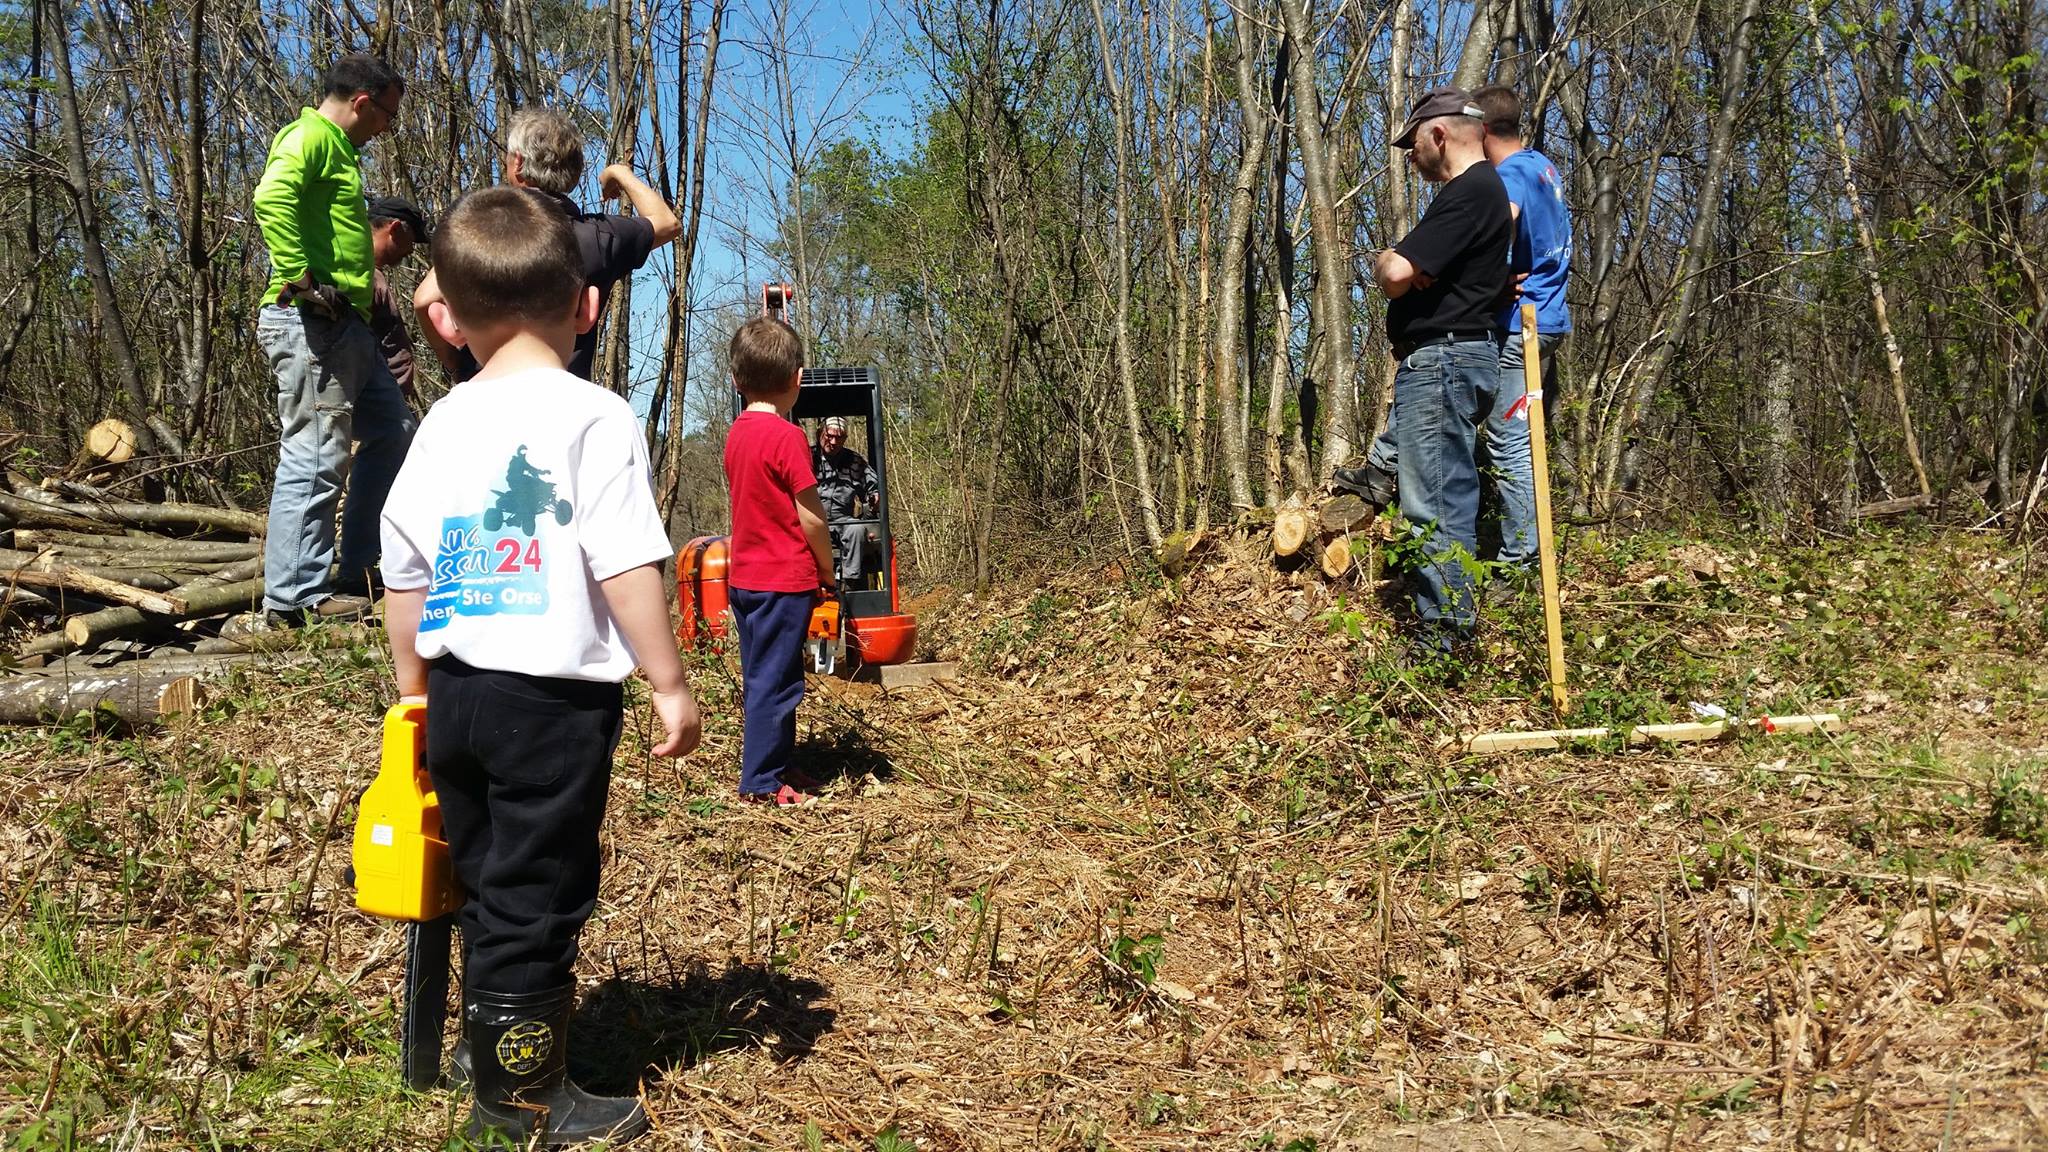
left=675, top=285, right=918, bottom=671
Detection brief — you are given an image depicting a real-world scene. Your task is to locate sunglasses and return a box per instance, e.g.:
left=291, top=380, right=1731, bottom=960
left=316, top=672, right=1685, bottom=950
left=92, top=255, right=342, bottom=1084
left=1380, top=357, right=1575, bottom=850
left=366, top=91, right=401, bottom=121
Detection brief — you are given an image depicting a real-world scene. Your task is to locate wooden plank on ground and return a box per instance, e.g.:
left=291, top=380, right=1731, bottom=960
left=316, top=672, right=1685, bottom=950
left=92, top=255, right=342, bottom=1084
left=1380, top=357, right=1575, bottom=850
left=1465, top=713, right=1844, bottom=755
left=1465, top=726, right=1613, bottom=753
left=1627, top=713, right=1843, bottom=743
left=879, top=661, right=959, bottom=689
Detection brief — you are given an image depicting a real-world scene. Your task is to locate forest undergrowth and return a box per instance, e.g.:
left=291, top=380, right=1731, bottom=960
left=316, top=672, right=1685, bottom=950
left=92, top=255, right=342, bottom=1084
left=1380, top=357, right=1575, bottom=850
left=1, top=524, right=2044, bottom=1151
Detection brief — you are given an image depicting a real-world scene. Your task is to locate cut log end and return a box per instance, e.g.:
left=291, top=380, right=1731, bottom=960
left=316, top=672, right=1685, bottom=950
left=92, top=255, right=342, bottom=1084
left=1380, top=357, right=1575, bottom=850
left=1273, top=508, right=1312, bottom=557
left=1320, top=534, right=1354, bottom=579
left=156, top=676, right=203, bottom=719
left=1319, top=494, right=1374, bottom=534
left=87, top=419, right=137, bottom=465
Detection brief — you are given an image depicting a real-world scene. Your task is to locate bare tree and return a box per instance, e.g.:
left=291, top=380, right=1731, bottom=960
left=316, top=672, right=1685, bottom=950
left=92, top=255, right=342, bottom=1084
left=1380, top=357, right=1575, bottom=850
left=1597, top=0, right=1767, bottom=505
left=1807, top=0, right=1930, bottom=501
left=1090, top=0, right=1164, bottom=550
left=1213, top=4, right=1271, bottom=512
left=44, top=0, right=164, bottom=459
left=1277, top=0, right=1358, bottom=476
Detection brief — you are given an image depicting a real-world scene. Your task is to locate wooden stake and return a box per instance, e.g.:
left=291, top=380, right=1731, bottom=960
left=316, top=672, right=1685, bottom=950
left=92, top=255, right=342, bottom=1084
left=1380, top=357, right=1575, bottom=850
left=1522, top=304, right=1569, bottom=714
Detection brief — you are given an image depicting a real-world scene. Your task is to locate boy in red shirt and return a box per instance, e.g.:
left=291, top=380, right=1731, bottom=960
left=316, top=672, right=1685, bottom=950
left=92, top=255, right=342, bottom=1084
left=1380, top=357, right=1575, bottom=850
left=723, top=317, right=836, bottom=804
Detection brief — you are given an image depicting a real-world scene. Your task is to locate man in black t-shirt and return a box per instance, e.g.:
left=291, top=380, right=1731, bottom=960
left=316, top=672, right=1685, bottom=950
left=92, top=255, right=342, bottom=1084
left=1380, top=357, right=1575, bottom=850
left=414, top=108, right=681, bottom=383
left=1359, top=87, right=1513, bottom=654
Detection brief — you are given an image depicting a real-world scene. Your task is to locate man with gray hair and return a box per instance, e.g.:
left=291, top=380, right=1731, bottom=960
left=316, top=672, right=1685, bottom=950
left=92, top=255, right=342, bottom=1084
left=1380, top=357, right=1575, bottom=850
left=414, top=107, right=681, bottom=382
left=1362, top=87, right=1513, bottom=659
left=812, top=417, right=880, bottom=587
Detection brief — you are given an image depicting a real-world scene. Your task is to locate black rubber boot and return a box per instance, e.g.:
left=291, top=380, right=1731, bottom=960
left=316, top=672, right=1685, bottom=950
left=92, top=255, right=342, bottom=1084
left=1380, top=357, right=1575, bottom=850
left=464, top=985, right=648, bottom=1147
left=448, top=1036, right=472, bottom=1088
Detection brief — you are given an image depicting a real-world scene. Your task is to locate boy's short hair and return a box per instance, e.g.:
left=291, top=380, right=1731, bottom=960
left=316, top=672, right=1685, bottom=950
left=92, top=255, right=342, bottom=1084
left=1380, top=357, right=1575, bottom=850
left=730, top=317, right=805, bottom=398
left=1471, top=85, right=1524, bottom=139
left=322, top=54, right=403, bottom=100
left=506, top=108, right=585, bottom=196
left=433, top=186, right=586, bottom=330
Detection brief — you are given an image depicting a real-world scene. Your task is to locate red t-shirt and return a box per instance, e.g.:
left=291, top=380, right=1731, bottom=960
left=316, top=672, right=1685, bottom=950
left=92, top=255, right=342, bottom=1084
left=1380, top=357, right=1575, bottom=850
left=723, top=410, right=822, bottom=592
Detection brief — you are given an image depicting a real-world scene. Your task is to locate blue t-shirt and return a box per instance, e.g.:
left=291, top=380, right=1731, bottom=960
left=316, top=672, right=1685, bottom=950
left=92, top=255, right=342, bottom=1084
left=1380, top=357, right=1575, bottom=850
left=1495, top=149, right=1572, bottom=334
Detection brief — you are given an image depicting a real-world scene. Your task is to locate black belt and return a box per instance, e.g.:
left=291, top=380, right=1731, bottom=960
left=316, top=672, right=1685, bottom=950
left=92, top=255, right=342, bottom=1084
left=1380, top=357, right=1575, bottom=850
left=1391, top=331, right=1502, bottom=359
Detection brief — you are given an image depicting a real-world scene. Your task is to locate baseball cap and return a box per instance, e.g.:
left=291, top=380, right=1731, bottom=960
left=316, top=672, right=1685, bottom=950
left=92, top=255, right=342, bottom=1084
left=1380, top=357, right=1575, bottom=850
left=367, top=195, right=432, bottom=244
left=1393, top=87, right=1484, bottom=149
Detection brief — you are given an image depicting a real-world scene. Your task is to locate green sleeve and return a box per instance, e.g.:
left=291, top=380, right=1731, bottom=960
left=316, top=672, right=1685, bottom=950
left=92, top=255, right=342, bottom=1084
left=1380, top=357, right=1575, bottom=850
left=252, top=123, right=312, bottom=284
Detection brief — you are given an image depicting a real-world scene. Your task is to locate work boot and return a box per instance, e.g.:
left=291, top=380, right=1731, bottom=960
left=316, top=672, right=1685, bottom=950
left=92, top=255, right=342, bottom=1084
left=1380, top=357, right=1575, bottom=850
left=447, top=1036, right=472, bottom=1088
left=1329, top=462, right=1398, bottom=508
left=296, top=592, right=374, bottom=622
left=464, top=985, right=647, bottom=1147
left=221, top=595, right=376, bottom=638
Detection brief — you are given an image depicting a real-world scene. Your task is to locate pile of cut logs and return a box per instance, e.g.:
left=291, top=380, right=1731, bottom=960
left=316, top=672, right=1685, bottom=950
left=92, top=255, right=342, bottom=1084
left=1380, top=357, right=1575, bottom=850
left=0, top=484, right=269, bottom=660
left=1270, top=492, right=1386, bottom=580
left=0, top=434, right=358, bottom=724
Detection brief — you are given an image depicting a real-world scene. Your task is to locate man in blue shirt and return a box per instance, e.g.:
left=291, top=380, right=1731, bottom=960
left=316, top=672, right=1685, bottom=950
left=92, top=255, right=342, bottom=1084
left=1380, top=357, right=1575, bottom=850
left=1336, top=84, right=1572, bottom=576
left=1480, top=83, right=1571, bottom=570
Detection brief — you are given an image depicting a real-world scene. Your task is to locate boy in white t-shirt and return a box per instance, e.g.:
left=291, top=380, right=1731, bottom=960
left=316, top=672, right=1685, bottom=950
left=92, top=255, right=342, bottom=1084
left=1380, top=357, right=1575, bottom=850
left=380, top=185, right=699, bottom=1148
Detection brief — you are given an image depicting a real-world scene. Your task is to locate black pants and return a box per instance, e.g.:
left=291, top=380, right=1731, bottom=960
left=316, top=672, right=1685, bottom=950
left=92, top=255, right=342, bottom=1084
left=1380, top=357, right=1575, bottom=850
left=426, top=657, right=624, bottom=997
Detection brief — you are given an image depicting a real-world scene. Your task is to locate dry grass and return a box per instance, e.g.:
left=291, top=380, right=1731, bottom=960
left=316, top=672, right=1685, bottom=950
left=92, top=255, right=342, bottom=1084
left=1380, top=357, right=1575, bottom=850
left=2, top=526, right=2045, bottom=1151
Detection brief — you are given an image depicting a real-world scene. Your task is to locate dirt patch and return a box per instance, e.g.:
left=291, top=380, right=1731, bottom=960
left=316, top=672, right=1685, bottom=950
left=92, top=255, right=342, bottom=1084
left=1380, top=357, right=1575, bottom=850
left=2, top=528, right=2044, bottom=1150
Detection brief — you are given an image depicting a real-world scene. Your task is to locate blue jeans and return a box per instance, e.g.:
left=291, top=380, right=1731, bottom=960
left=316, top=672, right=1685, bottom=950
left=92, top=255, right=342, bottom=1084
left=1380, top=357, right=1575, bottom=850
left=730, top=586, right=813, bottom=795
left=1391, top=339, right=1504, bottom=644
left=1367, top=332, right=1560, bottom=571
left=255, top=304, right=416, bottom=611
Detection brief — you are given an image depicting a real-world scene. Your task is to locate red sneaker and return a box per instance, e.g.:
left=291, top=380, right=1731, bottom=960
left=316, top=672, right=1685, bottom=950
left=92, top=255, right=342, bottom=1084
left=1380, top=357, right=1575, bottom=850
left=772, top=784, right=816, bottom=806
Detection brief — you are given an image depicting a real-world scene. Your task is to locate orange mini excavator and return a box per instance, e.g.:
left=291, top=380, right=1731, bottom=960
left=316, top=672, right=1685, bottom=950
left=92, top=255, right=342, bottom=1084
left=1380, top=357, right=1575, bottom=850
left=676, top=283, right=918, bottom=673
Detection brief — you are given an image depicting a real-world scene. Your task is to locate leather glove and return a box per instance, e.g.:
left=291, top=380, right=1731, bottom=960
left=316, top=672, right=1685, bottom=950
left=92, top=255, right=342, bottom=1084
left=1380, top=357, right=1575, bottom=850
left=278, top=272, right=348, bottom=320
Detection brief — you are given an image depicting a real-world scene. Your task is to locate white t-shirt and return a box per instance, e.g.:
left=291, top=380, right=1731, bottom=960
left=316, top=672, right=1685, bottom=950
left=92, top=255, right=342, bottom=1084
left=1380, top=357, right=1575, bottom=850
left=379, top=367, right=673, bottom=682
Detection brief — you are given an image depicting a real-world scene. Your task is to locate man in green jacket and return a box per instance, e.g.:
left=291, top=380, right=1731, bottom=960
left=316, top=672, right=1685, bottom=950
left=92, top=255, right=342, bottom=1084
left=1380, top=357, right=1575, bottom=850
left=249, top=53, right=412, bottom=625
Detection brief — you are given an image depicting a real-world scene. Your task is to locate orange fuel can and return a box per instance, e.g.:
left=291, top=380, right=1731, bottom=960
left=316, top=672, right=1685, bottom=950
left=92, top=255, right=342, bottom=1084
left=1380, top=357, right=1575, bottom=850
left=352, top=702, right=463, bottom=921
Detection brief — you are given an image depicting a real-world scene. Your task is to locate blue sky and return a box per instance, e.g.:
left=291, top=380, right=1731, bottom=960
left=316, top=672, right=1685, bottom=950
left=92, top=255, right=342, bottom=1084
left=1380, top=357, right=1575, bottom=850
left=614, top=0, right=924, bottom=424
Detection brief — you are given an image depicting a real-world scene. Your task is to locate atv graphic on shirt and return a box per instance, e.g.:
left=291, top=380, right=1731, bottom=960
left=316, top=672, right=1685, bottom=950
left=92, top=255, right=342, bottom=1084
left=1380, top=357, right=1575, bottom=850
left=484, top=446, right=574, bottom=537
left=420, top=447, right=568, bottom=632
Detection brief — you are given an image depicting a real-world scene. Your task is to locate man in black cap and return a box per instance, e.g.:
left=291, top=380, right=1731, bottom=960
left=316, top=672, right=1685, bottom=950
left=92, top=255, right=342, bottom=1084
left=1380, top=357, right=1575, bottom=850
left=367, top=196, right=430, bottom=405
left=1355, top=87, right=1513, bottom=656
left=325, top=194, right=432, bottom=600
